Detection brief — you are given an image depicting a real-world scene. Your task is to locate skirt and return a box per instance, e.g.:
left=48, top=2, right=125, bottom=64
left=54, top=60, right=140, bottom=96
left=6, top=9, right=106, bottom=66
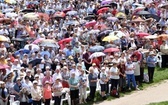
left=70, top=89, right=79, bottom=100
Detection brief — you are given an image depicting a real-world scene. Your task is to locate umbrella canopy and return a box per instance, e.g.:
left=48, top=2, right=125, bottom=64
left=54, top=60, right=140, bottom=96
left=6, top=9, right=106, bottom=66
left=58, top=37, right=73, bottom=44
left=104, top=44, right=117, bottom=48
left=157, top=34, right=168, bottom=40
left=32, top=38, right=45, bottom=44
left=107, top=17, right=118, bottom=22
left=115, top=12, right=126, bottom=18
left=160, top=2, right=168, bottom=9
left=84, top=15, right=96, bottom=20
left=0, top=64, right=9, bottom=70
left=134, top=6, right=145, bottom=11
left=131, top=17, right=145, bottom=22
left=23, top=13, right=39, bottom=20
left=98, top=29, right=113, bottom=37
left=66, top=21, right=79, bottom=25
left=0, top=18, right=11, bottom=24
left=5, top=12, right=18, bottom=18
left=104, top=48, right=120, bottom=53
left=89, top=52, right=105, bottom=59
left=24, top=44, right=40, bottom=51
left=101, top=0, right=112, bottom=5
left=41, top=39, right=56, bottom=43
left=66, top=11, right=78, bottom=16
left=144, top=35, right=157, bottom=39
left=45, top=9, right=55, bottom=14
left=85, top=21, right=97, bottom=28
left=102, top=35, right=119, bottom=42
left=38, top=13, right=50, bottom=21
left=109, top=31, right=126, bottom=38
left=63, top=8, right=72, bottom=13
left=53, top=12, right=66, bottom=19
left=2, top=8, right=14, bottom=13
left=40, top=42, right=58, bottom=48
left=0, top=35, right=9, bottom=42
left=20, top=9, right=35, bottom=13
left=29, top=58, right=42, bottom=67
left=136, top=33, right=150, bottom=37
left=88, top=29, right=100, bottom=35
left=14, top=49, right=30, bottom=55
left=94, top=24, right=107, bottom=30
left=133, top=3, right=144, bottom=7
left=97, top=7, right=109, bottom=14
left=136, top=10, right=151, bottom=15
left=89, top=45, right=105, bottom=52
left=5, top=0, right=16, bottom=4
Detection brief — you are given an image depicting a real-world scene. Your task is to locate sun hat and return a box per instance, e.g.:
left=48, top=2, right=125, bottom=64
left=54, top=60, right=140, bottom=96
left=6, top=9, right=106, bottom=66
left=33, top=81, right=38, bottom=84
left=149, top=51, right=155, bottom=55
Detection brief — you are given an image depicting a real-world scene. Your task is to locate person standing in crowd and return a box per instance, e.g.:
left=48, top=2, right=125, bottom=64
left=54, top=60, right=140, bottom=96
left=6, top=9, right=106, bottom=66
left=31, top=81, right=42, bottom=105
left=19, top=87, right=29, bottom=105
left=52, top=77, right=63, bottom=105
left=147, top=51, right=157, bottom=83
left=13, top=78, right=22, bottom=100
left=69, top=72, right=79, bottom=105
left=43, top=81, right=52, bottom=105
left=83, top=49, right=92, bottom=72
left=0, top=82, right=9, bottom=105
left=88, top=67, right=97, bottom=101
left=118, top=60, right=126, bottom=92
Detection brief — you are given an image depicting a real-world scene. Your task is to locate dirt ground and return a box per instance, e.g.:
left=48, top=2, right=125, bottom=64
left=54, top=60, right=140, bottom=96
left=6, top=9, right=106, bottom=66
left=95, top=80, right=168, bottom=105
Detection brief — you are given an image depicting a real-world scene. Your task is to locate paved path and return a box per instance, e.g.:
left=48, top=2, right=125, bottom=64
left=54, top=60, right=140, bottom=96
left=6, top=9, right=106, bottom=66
left=95, top=80, right=168, bottom=105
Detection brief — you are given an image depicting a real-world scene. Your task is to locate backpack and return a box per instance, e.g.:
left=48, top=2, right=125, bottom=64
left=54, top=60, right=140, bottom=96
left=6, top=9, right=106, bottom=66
left=111, top=87, right=120, bottom=98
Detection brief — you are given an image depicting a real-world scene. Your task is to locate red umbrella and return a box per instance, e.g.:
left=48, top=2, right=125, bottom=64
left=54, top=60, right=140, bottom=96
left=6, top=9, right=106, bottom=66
left=97, top=7, right=109, bottom=14
left=104, top=48, right=120, bottom=53
left=0, top=64, right=9, bottom=70
left=58, top=37, right=73, bottom=44
left=136, top=33, right=149, bottom=37
left=38, top=13, right=50, bottom=21
left=131, top=51, right=142, bottom=61
left=85, top=21, right=97, bottom=28
left=94, top=24, right=107, bottom=30
left=53, top=12, right=66, bottom=18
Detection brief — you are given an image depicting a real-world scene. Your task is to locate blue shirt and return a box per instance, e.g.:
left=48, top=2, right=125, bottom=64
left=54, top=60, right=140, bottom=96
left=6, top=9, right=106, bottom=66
left=147, top=56, right=157, bottom=67
left=69, top=77, right=79, bottom=90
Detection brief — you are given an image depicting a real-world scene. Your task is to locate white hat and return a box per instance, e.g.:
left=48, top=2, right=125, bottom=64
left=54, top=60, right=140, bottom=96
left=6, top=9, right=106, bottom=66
left=45, top=81, right=49, bottom=84
left=92, top=63, right=96, bottom=66
left=56, top=66, right=61, bottom=70
left=130, top=38, right=134, bottom=40
left=26, top=69, right=31, bottom=73
left=16, top=78, right=21, bottom=81
left=46, top=66, right=50, bottom=69
left=20, top=67, right=24, bottom=70
left=14, top=59, right=18, bottom=62
left=149, top=51, right=155, bottom=55
left=33, top=81, right=38, bottom=84
left=34, top=74, right=39, bottom=78
left=101, top=67, right=105, bottom=70
left=54, top=59, right=59, bottom=62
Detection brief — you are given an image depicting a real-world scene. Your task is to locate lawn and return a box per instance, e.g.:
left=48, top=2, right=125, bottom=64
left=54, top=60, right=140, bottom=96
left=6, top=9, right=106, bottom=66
left=148, top=101, right=168, bottom=105
left=81, top=67, right=168, bottom=105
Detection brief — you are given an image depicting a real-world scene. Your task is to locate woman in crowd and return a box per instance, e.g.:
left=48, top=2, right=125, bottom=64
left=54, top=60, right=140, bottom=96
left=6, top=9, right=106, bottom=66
left=88, top=67, right=98, bottom=101
left=118, top=60, right=126, bottom=92
left=19, top=87, right=29, bottom=105
left=52, top=77, right=63, bottom=105
left=69, top=72, right=79, bottom=105
left=0, top=82, right=9, bottom=105
left=147, top=51, right=157, bottom=83
left=43, top=81, right=52, bottom=105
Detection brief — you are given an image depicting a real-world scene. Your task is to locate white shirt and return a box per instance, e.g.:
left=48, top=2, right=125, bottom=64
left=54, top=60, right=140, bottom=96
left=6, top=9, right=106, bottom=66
left=31, top=86, right=42, bottom=100
left=22, top=81, right=33, bottom=93
left=125, top=63, right=134, bottom=74
left=52, top=82, right=63, bottom=96
left=133, top=61, right=140, bottom=76
left=110, top=67, right=119, bottom=79
left=52, top=72, right=62, bottom=81
left=100, top=72, right=107, bottom=84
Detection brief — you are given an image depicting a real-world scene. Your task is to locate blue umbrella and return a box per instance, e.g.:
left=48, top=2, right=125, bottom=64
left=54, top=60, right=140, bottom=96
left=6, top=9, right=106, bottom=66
left=14, top=49, right=30, bottom=55
left=66, top=11, right=78, bottom=16
left=98, top=29, right=113, bottom=37
left=89, top=45, right=105, bottom=52
left=45, top=9, right=55, bottom=14
left=29, top=58, right=42, bottom=67
left=40, top=42, right=58, bottom=48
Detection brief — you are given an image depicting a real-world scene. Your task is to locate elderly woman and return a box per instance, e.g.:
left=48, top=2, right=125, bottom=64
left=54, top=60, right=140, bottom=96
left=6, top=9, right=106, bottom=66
left=0, top=82, right=9, bottom=105
left=147, top=51, right=157, bottom=83
left=31, top=81, right=42, bottom=105
left=43, top=81, right=52, bottom=105
left=88, top=67, right=98, bottom=101
left=69, top=72, right=79, bottom=105
left=52, top=77, right=63, bottom=105
left=100, top=67, right=108, bottom=99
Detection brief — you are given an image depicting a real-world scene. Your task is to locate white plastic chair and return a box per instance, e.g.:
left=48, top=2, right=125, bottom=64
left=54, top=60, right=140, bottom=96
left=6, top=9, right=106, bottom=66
left=156, top=52, right=162, bottom=68
left=60, top=92, right=71, bottom=105
left=9, top=95, right=15, bottom=105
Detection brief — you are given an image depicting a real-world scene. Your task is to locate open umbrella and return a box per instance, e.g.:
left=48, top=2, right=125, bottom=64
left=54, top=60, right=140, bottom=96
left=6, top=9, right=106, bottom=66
left=101, top=0, right=112, bottom=5
left=115, top=12, right=126, bottom=19
left=40, top=42, right=58, bottom=48
left=85, top=21, right=97, bottom=28
left=14, top=49, right=30, bottom=55
left=84, top=15, right=96, bottom=20
left=89, top=45, right=105, bottom=52
left=20, top=9, right=35, bottom=13
left=89, top=52, right=105, bottom=59
left=5, top=12, right=18, bottom=18
left=98, top=29, right=113, bottom=37
left=66, top=21, right=79, bottom=25
left=0, top=35, right=9, bottom=42
left=87, top=29, right=100, bottom=34
left=102, top=35, right=119, bottom=42
left=107, top=17, right=118, bottom=22
left=66, top=11, right=78, bottom=16
left=41, top=39, right=56, bottom=43
left=2, top=8, right=14, bottom=13
left=104, top=48, right=120, bottom=53
left=160, top=2, right=168, bottom=9
left=5, top=0, right=16, bottom=4
left=0, top=64, right=9, bottom=70
left=104, top=44, right=117, bottom=48
left=136, top=10, right=151, bottom=15
left=131, top=17, right=145, bottom=22
left=109, top=31, right=126, bottom=38
left=58, top=37, right=72, bottom=44
left=144, top=35, right=157, bottom=39
left=94, top=24, right=107, bottom=30
left=53, top=12, right=66, bottom=19
left=29, top=58, right=42, bottom=67
left=63, top=8, right=72, bottom=13
left=157, top=34, right=168, bottom=40
left=0, top=18, right=11, bottom=24
left=97, top=7, right=109, bottom=14
left=45, top=9, right=55, bottom=14
left=38, top=13, right=50, bottom=21
left=133, top=3, right=144, bottom=7
left=24, top=44, right=40, bottom=51
left=32, top=38, right=45, bottom=44
left=136, top=33, right=149, bottom=37
left=23, top=13, right=39, bottom=20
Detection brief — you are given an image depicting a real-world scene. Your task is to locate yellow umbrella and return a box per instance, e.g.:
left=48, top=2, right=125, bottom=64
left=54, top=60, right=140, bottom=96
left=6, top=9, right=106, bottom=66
left=102, top=35, right=119, bottom=42
left=23, top=13, right=39, bottom=20
left=0, top=35, right=9, bottom=42
left=5, top=0, right=16, bottom=4
left=115, top=12, right=127, bottom=18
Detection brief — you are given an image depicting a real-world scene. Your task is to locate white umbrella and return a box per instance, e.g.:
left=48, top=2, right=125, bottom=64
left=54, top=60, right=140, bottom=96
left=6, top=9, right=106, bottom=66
left=89, top=52, right=105, bottom=59
left=144, top=35, right=157, bottom=39
left=24, top=44, right=40, bottom=51
left=66, top=11, right=78, bottom=16
left=109, top=31, right=126, bottom=38
left=23, top=13, right=39, bottom=20
left=88, top=29, right=100, bottom=34
left=2, top=8, right=14, bottom=13
left=5, top=12, right=18, bottom=18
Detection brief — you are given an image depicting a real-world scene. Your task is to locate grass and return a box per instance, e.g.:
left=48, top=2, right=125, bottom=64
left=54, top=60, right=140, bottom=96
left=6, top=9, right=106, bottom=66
left=81, top=67, right=168, bottom=105
left=148, top=101, right=168, bottom=105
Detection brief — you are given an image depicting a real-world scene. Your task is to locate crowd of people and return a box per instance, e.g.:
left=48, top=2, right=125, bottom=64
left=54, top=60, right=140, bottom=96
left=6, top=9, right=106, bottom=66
left=0, top=0, right=168, bottom=105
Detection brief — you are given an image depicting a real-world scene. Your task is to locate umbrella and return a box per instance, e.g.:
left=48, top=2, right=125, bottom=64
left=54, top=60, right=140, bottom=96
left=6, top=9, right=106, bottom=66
left=14, top=49, right=30, bottom=55
left=136, top=33, right=149, bottom=37
left=0, top=35, right=9, bottom=42
left=23, top=13, right=39, bottom=20
left=20, top=9, right=35, bottom=13
left=66, top=11, right=78, bottom=16
left=41, top=39, right=56, bottom=43
left=5, top=0, right=16, bottom=4
left=24, top=44, right=40, bottom=51
left=45, top=9, right=55, bottom=14
left=133, top=3, right=144, bottom=7
left=115, top=12, right=127, bottom=19
left=131, top=17, right=145, bottom=22
left=104, top=48, right=120, bottom=53
left=5, top=12, right=18, bottom=18
left=98, top=29, right=113, bottom=37
left=29, top=58, right=42, bottom=67
left=97, top=7, right=109, bottom=14
left=84, top=15, right=96, bottom=20
left=157, top=34, right=168, bottom=40
left=131, top=51, right=142, bottom=61
left=109, top=31, right=126, bottom=38
left=88, top=29, right=100, bottom=34
left=63, top=8, right=72, bottom=13
left=58, top=37, right=72, bottom=44
left=85, top=21, right=97, bottom=28
left=101, top=0, right=112, bottom=5
left=104, top=44, right=117, bottom=48
left=0, top=64, right=9, bottom=70
left=136, top=10, right=151, bottom=15
left=94, top=24, right=107, bottom=30
left=66, top=21, right=79, bottom=25
left=32, top=38, right=45, bottom=44
left=53, top=12, right=66, bottom=19
left=149, top=14, right=161, bottom=22
left=38, top=13, right=50, bottom=21
left=2, top=8, right=14, bottom=13
left=107, top=17, right=118, bottom=22
left=11, top=38, right=24, bottom=42
left=160, top=3, right=168, bottom=9
left=110, top=2, right=117, bottom=8
left=89, top=45, right=105, bottom=52
left=0, top=18, right=11, bottom=24
left=134, top=6, right=145, bottom=11
left=102, top=35, right=119, bottom=42
left=89, top=52, right=105, bottom=59
left=40, top=42, right=58, bottom=47
left=99, top=5, right=111, bottom=9
left=144, top=35, right=157, bottom=39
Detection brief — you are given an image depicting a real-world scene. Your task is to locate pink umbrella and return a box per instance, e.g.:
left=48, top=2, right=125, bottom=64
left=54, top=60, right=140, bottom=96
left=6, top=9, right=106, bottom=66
left=94, top=24, right=107, bottom=30
left=101, top=0, right=112, bottom=5
left=136, top=33, right=149, bottom=37
left=85, top=21, right=97, bottom=28
left=107, top=17, right=118, bottom=22
left=0, top=64, right=9, bottom=70
left=32, top=38, right=45, bottom=44
left=97, top=7, right=109, bottom=14
left=104, top=48, right=120, bottom=53
left=58, top=37, right=73, bottom=45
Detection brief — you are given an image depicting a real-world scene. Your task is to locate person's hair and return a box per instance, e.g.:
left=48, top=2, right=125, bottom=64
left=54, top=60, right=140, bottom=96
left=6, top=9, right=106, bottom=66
left=24, top=76, right=30, bottom=80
